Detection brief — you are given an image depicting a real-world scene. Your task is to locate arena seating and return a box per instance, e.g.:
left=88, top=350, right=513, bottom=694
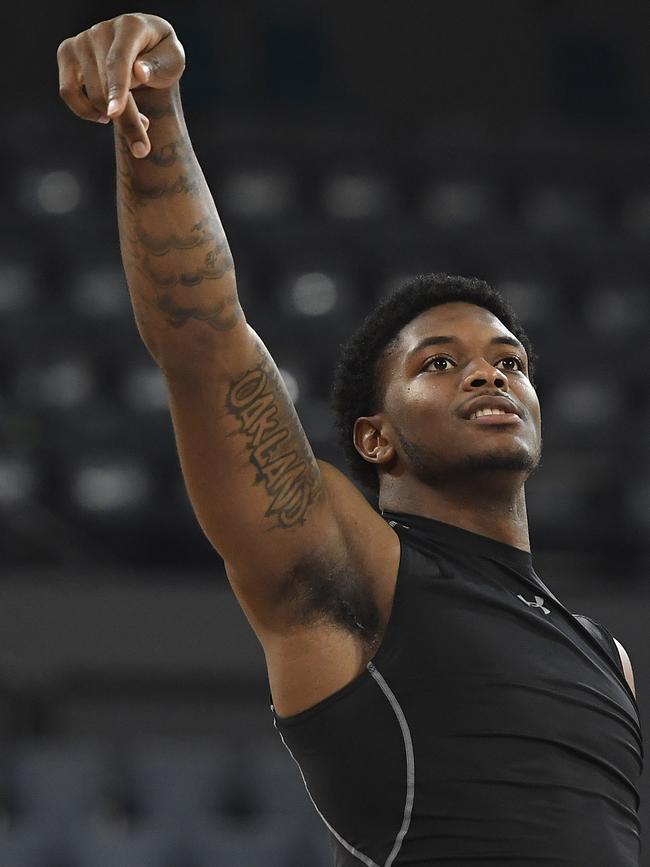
left=1, top=111, right=648, bottom=568
left=0, top=738, right=331, bottom=867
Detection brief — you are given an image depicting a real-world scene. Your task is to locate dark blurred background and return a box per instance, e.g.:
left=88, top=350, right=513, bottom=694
left=1, top=0, right=649, bottom=864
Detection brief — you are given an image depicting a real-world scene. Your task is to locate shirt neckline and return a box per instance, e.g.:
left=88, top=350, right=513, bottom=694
left=381, top=510, right=533, bottom=570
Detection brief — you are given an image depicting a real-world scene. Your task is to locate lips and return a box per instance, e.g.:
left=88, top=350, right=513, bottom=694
left=459, top=394, right=522, bottom=421
left=470, top=407, right=512, bottom=420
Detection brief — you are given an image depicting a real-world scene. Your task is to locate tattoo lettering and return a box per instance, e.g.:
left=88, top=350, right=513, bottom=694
left=226, top=364, right=321, bottom=529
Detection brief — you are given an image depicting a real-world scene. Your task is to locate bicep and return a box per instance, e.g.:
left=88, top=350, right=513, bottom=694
left=165, top=325, right=329, bottom=573
left=164, top=325, right=385, bottom=623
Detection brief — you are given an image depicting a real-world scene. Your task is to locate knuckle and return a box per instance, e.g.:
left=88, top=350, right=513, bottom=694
left=146, top=54, right=162, bottom=74
left=72, top=32, right=89, bottom=51
left=120, top=12, right=144, bottom=27
left=58, top=82, right=74, bottom=101
left=105, top=50, right=124, bottom=69
left=70, top=106, right=94, bottom=121
left=175, top=38, right=186, bottom=63
left=56, top=38, right=71, bottom=59
left=107, top=81, right=123, bottom=100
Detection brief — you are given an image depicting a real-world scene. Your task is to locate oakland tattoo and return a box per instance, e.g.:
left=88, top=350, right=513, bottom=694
left=226, top=361, right=321, bottom=529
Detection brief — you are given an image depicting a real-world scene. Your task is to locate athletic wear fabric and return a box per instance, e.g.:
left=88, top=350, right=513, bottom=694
left=272, top=512, right=643, bottom=866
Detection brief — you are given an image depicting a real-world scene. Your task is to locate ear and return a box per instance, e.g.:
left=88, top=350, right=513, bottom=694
left=353, top=414, right=396, bottom=468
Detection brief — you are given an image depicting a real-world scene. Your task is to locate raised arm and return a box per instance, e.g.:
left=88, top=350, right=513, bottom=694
left=56, top=15, right=398, bottom=703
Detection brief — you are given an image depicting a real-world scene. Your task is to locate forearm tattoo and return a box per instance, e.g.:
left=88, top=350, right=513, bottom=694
left=115, top=103, right=240, bottom=338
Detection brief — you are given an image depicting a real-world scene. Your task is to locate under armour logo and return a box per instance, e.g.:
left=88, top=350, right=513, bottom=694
left=517, top=594, right=551, bottom=615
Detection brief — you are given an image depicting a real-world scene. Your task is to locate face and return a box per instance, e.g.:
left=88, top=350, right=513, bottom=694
left=357, top=302, right=542, bottom=487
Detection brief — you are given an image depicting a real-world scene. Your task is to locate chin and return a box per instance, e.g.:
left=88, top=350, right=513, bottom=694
left=397, top=430, right=542, bottom=487
left=459, top=444, right=541, bottom=478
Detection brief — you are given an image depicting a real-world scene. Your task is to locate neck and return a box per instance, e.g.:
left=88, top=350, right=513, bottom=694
left=378, top=472, right=531, bottom=551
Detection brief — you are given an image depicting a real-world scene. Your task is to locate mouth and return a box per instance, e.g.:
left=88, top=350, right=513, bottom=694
left=459, top=396, right=522, bottom=425
left=467, top=408, right=520, bottom=425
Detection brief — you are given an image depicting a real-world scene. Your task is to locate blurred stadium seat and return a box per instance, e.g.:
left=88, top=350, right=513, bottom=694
left=421, top=178, right=502, bottom=230
left=1, top=113, right=647, bottom=566
left=0, top=739, right=331, bottom=867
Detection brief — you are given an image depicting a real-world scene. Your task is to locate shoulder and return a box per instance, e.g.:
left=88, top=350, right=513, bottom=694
left=612, top=636, right=636, bottom=699
left=573, top=614, right=636, bottom=699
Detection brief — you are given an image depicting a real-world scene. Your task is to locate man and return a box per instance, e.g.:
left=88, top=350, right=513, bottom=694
left=57, top=13, right=642, bottom=866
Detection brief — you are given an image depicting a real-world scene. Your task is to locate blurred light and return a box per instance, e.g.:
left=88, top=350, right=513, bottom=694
left=123, top=366, right=168, bottom=411
left=290, top=272, right=338, bottom=316
left=299, top=397, right=335, bottom=445
left=584, top=286, right=649, bottom=334
left=523, top=188, right=595, bottom=234
left=35, top=170, right=82, bottom=214
left=497, top=279, right=555, bottom=326
left=621, top=192, right=650, bottom=237
left=422, top=181, right=493, bottom=227
left=0, top=263, right=37, bottom=313
left=625, top=480, right=650, bottom=531
left=222, top=170, right=296, bottom=218
left=525, top=478, right=584, bottom=523
left=17, top=359, right=94, bottom=409
left=0, top=456, right=37, bottom=507
left=71, top=460, right=151, bottom=512
left=379, top=271, right=419, bottom=299
left=322, top=173, right=391, bottom=219
left=71, top=265, right=129, bottom=318
left=551, top=381, right=623, bottom=426
left=279, top=367, right=300, bottom=403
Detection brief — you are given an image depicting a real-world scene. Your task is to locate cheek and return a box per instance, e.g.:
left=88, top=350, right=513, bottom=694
left=522, top=384, right=542, bottom=435
left=401, top=390, right=459, bottom=443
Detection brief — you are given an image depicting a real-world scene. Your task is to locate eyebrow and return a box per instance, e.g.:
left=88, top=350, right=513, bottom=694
left=407, top=334, right=526, bottom=359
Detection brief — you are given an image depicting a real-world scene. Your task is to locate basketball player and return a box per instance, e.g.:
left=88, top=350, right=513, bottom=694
left=57, top=14, right=642, bottom=865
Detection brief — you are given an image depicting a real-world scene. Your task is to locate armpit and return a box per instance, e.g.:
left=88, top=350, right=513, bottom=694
left=276, top=553, right=382, bottom=648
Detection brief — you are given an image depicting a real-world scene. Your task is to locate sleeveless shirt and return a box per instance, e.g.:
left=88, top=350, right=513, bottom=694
left=272, top=512, right=643, bottom=866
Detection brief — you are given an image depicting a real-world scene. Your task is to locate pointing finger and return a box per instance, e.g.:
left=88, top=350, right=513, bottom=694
left=114, top=91, right=151, bottom=158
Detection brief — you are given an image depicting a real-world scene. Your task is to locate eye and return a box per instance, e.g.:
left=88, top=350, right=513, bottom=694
left=497, top=356, right=524, bottom=372
left=423, top=355, right=456, bottom=372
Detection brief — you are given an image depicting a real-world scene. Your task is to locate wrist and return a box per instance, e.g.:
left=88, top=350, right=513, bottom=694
left=132, top=82, right=182, bottom=119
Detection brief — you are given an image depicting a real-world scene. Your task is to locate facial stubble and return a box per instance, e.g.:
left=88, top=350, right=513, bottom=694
left=396, top=427, right=542, bottom=489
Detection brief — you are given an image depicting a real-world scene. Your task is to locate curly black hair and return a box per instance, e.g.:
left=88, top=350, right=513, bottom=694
left=330, top=273, right=536, bottom=493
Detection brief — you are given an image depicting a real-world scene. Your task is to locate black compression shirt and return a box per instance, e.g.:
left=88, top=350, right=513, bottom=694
left=272, top=512, right=643, bottom=866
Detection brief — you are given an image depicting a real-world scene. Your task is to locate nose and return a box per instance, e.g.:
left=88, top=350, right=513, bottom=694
left=462, top=360, right=509, bottom=392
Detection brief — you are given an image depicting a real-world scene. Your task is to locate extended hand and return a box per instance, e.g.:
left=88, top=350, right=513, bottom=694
left=57, top=13, right=185, bottom=157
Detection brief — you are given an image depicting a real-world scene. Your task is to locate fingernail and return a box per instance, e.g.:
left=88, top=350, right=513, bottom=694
left=107, top=98, right=120, bottom=116
left=139, top=62, right=151, bottom=81
left=97, top=115, right=110, bottom=124
left=132, top=141, right=147, bottom=158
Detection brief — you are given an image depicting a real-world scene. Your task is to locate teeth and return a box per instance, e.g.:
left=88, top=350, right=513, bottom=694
left=471, top=407, right=509, bottom=420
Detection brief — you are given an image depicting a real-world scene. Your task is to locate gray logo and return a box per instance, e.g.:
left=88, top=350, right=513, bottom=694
left=517, top=594, right=550, bottom=615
